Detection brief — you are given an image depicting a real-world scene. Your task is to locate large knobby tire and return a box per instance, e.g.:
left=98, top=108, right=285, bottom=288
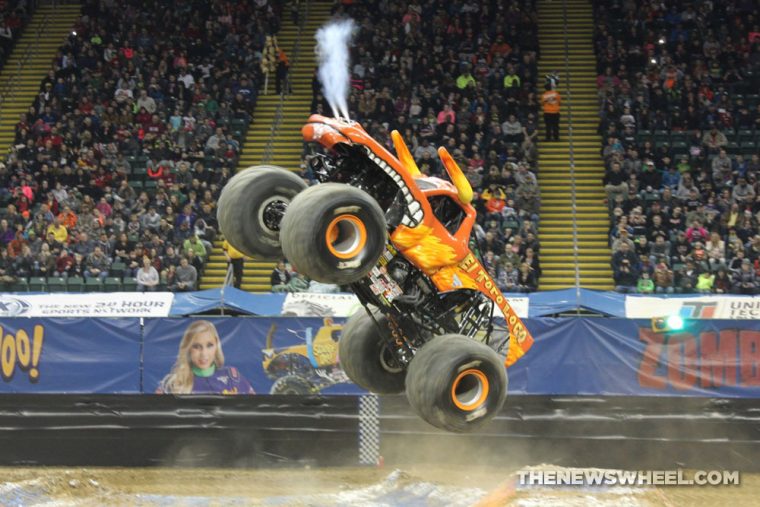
left=280, top=183, right=387, bottom=285
left=217, top=165, right=307, bottom=259
left=270, top=375, right=316, bottom=395
left=339, top=308, right=405, bottom=394
left=405, top=335, right=507, bottom=433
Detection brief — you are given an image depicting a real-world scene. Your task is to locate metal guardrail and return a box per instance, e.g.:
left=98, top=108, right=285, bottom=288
left=561, top=0, right=582, bottom=297
left=262, top=0, right=310, bottom=164
left=0, top=9, right=53, bottom=129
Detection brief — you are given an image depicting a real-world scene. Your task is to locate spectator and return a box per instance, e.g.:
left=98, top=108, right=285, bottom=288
left=84, top=246, right=110, bottom=281
left=136, top=256, right=160, bottom=292
left=541, top=84, right=561, bottom=141
left=173, top=257, right=197, bottom=292
left=270, top=260, right=291, bottom=292
left=514, top=261, right=536, bottom=293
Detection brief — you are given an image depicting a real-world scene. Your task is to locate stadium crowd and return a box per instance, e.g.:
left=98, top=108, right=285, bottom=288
left=0, top=0, right=284, bottom=292
left=595, top=0, right=760, bottom=294
left=301, top=0, right=544, bottom=292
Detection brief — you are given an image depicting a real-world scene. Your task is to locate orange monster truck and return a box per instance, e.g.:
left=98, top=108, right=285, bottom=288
left=217, top=114, right=534, bottom=432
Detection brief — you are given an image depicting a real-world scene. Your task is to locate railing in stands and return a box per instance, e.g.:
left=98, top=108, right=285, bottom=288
left=262, top=0, right=310, bottom=164
left=0, top=7, right=52, bottom=137
left=561, top=0, right=582, bottom=297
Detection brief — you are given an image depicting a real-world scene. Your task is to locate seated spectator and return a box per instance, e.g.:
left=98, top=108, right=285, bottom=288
left=173, top=257, right=197, bottom=292
left=517, top=262, right=538, bottom=293
left=136, top=256, right=160, bottom=292
left=270, top=260, right=291, bottom=292
left=84, top=246, right=110, bottom=281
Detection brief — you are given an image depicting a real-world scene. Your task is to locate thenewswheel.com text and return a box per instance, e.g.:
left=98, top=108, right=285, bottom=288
left=517, top=470, right=740, bottom=487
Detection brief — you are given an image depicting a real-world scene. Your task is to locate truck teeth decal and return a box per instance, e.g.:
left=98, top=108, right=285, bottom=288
left=364, top=147, right=421, bottom=226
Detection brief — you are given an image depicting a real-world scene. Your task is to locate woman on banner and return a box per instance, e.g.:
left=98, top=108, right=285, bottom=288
left=157, top=320, right=255, bottom=394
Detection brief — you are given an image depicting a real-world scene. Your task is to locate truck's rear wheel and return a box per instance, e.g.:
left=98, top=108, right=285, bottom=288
left=280, top=183, right=386, bottom=285
left=217, top=165, right=307, bottom=259
left=405, top=334, right=507, bottom=432
left=339, top=308, right=405, bottom=394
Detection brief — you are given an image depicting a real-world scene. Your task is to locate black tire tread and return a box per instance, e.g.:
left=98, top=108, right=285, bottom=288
left=280, top=183, right=386, bottom=284
left=217, top=165, right=307, bottom=259
left=339, top=308, right=405, bottom=394
left=405, top=334, right=507, bottom=433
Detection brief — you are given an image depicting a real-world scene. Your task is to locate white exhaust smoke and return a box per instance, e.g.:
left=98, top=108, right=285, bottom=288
left=315, top=19, right=355, bottom=120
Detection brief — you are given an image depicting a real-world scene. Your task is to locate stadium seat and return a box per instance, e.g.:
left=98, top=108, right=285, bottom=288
left=740, top=141, right=757, bottom=156
left=122, top=277, right=138, bottom=292
left=737, top=129, right=754, bottom=144
left=130, top=167, right=148, bottom=183
left=11, top=278, right=29, bottom=292
left=110, top=262, right=125, bottom=278
left=28, top=277, right=47, bottom=292
left=47, top=277, right=67, bottom=292
left=103, top=277, right=122, bottom=292
left=84, top=278, right=103, bottom=292
left=66, top=276, right=84, bottom=292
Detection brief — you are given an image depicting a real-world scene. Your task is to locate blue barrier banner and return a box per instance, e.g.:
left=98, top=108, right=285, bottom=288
left=143, top=317, right=364, bottom=396
left=509, top=318, right=760, bottom=397
left=1, top=315, right=758, bottom=397
left=0, top=318, right=140, bottom=393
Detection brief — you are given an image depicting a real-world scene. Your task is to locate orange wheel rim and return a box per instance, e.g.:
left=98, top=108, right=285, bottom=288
left=325, top=214, right=367, bottom=259
left=451, top=369, right=489, bottom=411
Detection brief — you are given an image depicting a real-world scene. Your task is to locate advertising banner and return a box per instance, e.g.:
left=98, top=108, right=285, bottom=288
left=281, top=292, right=529, bottom=319
left=0, top=315, right=758, bottom=397
left=143, top=317, right=364, bottom=396
left=507, top=318, right=760, bottom=398
left=0, top=293, right=174, bottom=318
left=0, top=318, right=141, bottom=393
left=625, top=295, right=760, bottom=320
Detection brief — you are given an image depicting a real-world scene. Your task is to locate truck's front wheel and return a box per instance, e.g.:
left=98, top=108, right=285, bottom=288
left=280, top=183, right=387, bottom=285
left=405, top=334, right=507, bottom=432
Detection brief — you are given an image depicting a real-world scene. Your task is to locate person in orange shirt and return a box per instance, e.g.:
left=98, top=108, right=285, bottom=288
left=541, top=83, right=561, bottom=141
left=57, top=205, right=78, bottom=230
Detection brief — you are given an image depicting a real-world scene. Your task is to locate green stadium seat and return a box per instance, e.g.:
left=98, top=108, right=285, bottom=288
left=671, top=141, right=688, bottom=156
left=740, top=141, right=757, bottom=156
left=738, top=129, right=754, bottom=143
left=66, top=276, right=84, bottom=292
left=47, top=277, right=67, bottom=292
left=84, top=277, right=103, bottom=292
left=122, top=277, right=138, bottom=292
left=144, top=180, right=157, bottom=191
left=103, top=277, right=122, bottom=292
left=130, top=166, right=148, bottom=182
left=110, top=262, right=126, bottom=278
left=28, top=277, right=47, bottom=292
left=128, top=180, right=144, bottom=192
left=670, top=132, right=688, bottom=144
left=11, top=278, right=29, bottom=292
left=727, top=142, right=741, bottom=155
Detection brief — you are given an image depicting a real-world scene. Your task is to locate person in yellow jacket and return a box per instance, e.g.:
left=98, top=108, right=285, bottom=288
left=46, top=217, right=68, bottom=244
left=541, top=83, right=561, bottom=141
left=222, top=239, right=246, bottom=289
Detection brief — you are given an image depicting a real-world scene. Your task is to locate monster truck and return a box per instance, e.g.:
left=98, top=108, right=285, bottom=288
left=217, top=114, right=534, bottom=432
left=261, top=319, right=350, bottom=395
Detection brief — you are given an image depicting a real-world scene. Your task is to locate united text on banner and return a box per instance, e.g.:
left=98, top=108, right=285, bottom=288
left=625, top=296, right=760, bottom=319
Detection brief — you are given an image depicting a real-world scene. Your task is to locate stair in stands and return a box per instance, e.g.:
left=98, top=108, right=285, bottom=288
left=536, top=0, right=613, bottom=290
left=0, top=5, right=81, bottom=148
left=200, top=1, right=332, bottom=292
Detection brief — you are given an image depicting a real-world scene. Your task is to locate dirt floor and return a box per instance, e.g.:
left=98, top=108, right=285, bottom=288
left=0, top=465, right=757, bottom=506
